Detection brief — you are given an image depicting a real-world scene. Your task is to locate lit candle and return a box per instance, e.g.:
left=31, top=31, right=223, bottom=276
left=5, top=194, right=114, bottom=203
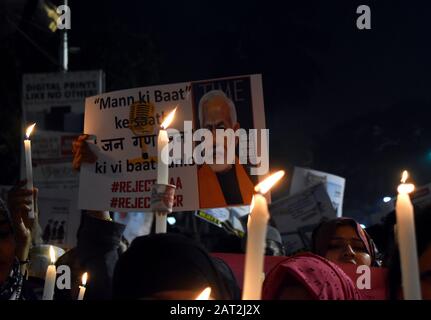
left=195, top=287, right=211, bottom=300
left=242, top=171, right=285, bottom=300
left=395, top=170, right=422, bottom=300
left=42, top=245, right=57, bottom=300
left=155, top=107, right=176, bottom=234
left=24, top=123, right=36, bottom=219
left=77, top=272, right=88, bottom=300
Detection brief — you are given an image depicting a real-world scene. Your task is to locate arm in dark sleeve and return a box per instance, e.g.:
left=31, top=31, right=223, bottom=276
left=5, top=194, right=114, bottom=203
left=75, top=213, right=126, bottom=300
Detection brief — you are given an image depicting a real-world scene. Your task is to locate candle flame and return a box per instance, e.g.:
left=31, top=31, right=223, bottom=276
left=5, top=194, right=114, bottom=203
left=25, top=123, right=36, bottom=139
left=161, top=107, right=177, bottom=129
left=81, top=272, right=88, bottom=286
left=401, top=170, right=409, bottom=184
left=49, top=245, right=56, bottom=264
left=254, top=170, right=285, bottom=194
left=195, top=287, right=211, bottom=300
left=397, top=170, right=415, bottom=194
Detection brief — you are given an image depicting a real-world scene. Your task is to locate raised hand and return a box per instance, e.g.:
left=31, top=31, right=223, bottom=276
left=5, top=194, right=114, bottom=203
left=72, top=134, right=97, bottom=171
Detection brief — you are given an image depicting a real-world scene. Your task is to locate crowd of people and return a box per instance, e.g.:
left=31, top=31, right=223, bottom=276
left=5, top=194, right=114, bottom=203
left=0, top=136, right=430, bottom=300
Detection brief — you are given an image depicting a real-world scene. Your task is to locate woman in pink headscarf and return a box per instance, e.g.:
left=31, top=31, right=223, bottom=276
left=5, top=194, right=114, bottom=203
left=311, top=218, right=379, bottom=267
left=262, top=253, right=362, bottom=300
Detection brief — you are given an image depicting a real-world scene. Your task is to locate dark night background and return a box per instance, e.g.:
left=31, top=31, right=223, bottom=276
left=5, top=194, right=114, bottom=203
left=1, top=0, right=430, bottom=225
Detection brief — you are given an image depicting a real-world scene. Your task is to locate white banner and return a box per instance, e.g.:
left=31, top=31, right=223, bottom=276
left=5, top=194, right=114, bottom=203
left=30, top=131, right=81, bottom=248
left=21, top=70, right=105, bottom=248
left=78, top=75, right=266, bottom=212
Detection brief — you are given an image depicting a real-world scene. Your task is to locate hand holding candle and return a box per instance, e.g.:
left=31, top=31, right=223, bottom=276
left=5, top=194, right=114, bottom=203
left=395, top=170, right=422, bottom=300
left=42, top=245, right=57, bottom=300
left=77, top=272, right=88, bottom=300
left=24, top=123, right=36, bottom=219
left=242, top=171, right=285, bottom=300
left=155, top=107, right=177, bottom=234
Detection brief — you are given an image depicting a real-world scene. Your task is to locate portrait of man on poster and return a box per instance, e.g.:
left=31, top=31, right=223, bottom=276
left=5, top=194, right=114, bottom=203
left=196, top=89, right=254, bottom=209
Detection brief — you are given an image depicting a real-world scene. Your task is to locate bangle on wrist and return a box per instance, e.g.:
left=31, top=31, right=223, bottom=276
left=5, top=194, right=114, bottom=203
left=19, top=259, right=30, bottom=265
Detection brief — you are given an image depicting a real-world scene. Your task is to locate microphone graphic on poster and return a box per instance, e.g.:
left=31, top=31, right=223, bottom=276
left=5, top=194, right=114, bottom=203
left=129, top=101, right=155, bottom=160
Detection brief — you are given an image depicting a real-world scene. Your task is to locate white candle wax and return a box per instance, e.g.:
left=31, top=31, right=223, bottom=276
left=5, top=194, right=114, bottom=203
left=77, top=272, right=88, bottom=300
left=242, top=194, right=269, bottom=300
left=157, top=128, right=169, bottom=185
left=24, top=139, right=35, bottom=218
left=77, top=285, right=86, bottom=300
left=42, top=264, right=56, bottom=300
left=155, top=212, right=167, bottom=234
left=395, top=190, right=422, bottom=300
left=156, top=128, right=169, bottom=234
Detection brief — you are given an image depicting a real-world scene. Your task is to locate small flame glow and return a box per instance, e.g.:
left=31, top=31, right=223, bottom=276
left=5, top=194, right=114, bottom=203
left=401, top=170, right=409, bottom=184
left=397, top=170, right=415, bottom=194
left=254, top=170, right=285, bottom=194
left=81, top=272, right=88, bottom=286
left=49, top=245, right=56, bottom=264
left=25, top=123, right=36, bottom=139
left=161, top=107, right=177, bottom=129
left=195, top=287, right=211, bottom=300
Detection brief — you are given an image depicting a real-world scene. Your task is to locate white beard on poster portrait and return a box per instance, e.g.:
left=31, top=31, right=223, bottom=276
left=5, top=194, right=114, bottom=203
left=209, top=163, right=232, bottom=173
left=204, top=140, right=235, bottom=173
left=113, top=212, right=154, bottom=244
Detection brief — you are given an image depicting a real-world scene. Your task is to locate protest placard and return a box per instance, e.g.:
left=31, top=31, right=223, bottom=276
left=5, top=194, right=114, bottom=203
left=78, top=74, right=267, bottom=212
left=270, top=182, right=337, bottom=254
left=30, top=131, right=82, bottom=248
left=32, top=130, right=80, bottom=190
left=290, top=166, right=345, bottom=217
left=21, top=70, right=105, bottom=248
left=38, top=188, right=80, bottom=249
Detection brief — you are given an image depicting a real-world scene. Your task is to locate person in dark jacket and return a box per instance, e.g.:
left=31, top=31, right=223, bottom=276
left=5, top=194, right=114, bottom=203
left=54, top=211, right=125, bottom=300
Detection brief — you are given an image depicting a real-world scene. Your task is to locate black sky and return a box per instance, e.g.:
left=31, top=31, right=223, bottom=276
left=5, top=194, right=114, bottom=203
left=1, top=0, right=431, bottom=223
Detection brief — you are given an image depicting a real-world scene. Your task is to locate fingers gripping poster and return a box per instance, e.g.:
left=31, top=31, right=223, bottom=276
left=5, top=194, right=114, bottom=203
left=78, top=75, right=267, bottom=212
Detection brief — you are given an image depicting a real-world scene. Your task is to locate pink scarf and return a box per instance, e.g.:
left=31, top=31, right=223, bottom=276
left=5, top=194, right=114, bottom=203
left=263, top=253, right=362, bottom=300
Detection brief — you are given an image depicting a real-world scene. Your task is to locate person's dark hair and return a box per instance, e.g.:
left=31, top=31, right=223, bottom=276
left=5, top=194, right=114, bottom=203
left=113, top=233, right=232, bottom=299
left=386, top=205, right=431, bottom=299
left=211, top=257, right=241, bottom=299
